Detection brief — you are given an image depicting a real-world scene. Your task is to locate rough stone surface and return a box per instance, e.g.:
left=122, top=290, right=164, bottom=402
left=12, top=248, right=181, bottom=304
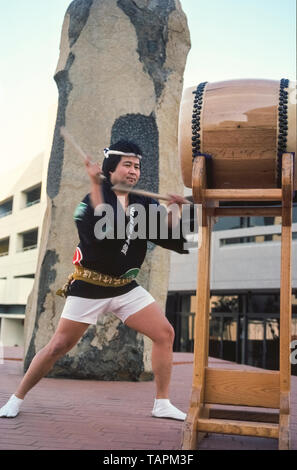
left=24, top=0, right=190, bottom=380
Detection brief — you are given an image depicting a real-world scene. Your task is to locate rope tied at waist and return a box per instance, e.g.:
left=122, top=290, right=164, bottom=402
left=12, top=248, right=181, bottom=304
left=56, top=265, right=136, bottom=298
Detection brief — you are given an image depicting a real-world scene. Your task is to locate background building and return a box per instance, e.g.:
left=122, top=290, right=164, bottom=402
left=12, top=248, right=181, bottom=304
left=0, top=154, right=47, bottom=346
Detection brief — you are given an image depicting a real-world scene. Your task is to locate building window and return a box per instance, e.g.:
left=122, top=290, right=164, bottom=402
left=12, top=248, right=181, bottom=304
left=0, top=305, right=26, bottom=314
left=220, top=233, right=288, bottom=246
left=0, top=198, right=13, bottom=218
left=0, top=238, right=9, bottom=257
left=213, top=217, right=242, bottom=232
left=22, top=184, right=41, bottom=208
left=18, top=229, right=38, bottom=252
left=220, top=231, right=296, bottom=246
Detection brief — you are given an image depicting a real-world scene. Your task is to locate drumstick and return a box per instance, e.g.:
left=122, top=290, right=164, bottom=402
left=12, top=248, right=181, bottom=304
left=111, top=183, right=191, bottom=204
left=60, top=126, right=105, bottom=181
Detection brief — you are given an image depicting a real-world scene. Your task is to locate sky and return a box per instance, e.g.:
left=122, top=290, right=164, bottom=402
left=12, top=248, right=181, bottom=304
left=0, top=0, right=296, bottom=174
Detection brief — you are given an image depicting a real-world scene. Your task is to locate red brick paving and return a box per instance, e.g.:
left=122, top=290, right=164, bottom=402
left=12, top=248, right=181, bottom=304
left=0, top=347, right=296, bottom=450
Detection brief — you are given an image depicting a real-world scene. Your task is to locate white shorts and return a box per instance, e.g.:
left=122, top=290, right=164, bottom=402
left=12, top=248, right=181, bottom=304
left=60, top=286, right=155, bottom=325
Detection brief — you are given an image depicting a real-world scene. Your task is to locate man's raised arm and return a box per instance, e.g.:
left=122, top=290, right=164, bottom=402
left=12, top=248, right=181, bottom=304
left=84, top=156, right=105, bottom=209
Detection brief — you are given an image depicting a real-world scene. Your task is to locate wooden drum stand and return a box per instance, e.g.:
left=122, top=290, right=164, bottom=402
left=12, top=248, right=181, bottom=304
left=182, top=152, right=294, bottom=450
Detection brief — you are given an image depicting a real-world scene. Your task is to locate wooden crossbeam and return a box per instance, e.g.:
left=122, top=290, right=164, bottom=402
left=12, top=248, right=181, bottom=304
left=197, top=418, right=279, bottom=439
left=204, top=188, right=282, bottom=201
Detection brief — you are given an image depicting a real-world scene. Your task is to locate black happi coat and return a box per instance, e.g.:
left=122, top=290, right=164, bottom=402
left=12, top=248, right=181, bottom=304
left=68, top=181, right=188, bottom=299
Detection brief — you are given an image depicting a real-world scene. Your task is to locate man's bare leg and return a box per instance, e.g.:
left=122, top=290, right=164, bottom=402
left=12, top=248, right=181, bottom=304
left=124, top=302, right=186, bottom=420
left=0, top=318, right=89, bottom=417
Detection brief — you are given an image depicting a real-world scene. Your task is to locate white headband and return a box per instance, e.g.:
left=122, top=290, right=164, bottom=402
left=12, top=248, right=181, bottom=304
left=103, top=148, right=142, bottom=159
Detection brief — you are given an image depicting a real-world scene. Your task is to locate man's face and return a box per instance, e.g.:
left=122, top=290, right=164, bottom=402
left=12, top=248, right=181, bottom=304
left=110, top=156, right=141, bottom=187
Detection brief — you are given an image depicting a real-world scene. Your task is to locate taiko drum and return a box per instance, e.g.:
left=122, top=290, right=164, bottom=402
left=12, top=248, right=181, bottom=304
left=178, top=79, right=296, bottom=190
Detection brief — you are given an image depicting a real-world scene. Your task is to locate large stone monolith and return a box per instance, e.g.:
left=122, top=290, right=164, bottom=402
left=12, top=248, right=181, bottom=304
left=24, top=0, right=190, bottom=380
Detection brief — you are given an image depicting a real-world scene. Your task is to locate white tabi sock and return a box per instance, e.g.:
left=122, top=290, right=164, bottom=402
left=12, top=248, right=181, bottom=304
left=152, top=398, right=186, bottom=421
left=0, top=394, right=23, bottom=418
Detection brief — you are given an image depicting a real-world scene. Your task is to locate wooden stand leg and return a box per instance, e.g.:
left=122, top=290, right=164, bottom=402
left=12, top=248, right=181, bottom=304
left=279, top=153, right=293, bottom=450
left=182, top=210, right=212, bottom=449
left=182, top=157, right=212, bottom=450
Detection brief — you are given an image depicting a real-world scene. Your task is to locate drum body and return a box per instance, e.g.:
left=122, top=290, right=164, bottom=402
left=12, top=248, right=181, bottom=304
left=178, top=79, right=296, bottom=190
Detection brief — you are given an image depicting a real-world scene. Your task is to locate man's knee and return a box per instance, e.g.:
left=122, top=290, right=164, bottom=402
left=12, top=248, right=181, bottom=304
left=46, top=336, right=75, bottom=359
left=156, top=323, right=175, bottom=345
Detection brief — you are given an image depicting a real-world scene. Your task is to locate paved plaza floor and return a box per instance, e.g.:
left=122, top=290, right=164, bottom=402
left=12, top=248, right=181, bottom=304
left=0, top=347, right=296, bottom=451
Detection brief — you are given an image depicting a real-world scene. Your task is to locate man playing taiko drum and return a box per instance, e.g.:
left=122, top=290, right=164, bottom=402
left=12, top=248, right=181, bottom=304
left=0, top=140, right=188, bottom=421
